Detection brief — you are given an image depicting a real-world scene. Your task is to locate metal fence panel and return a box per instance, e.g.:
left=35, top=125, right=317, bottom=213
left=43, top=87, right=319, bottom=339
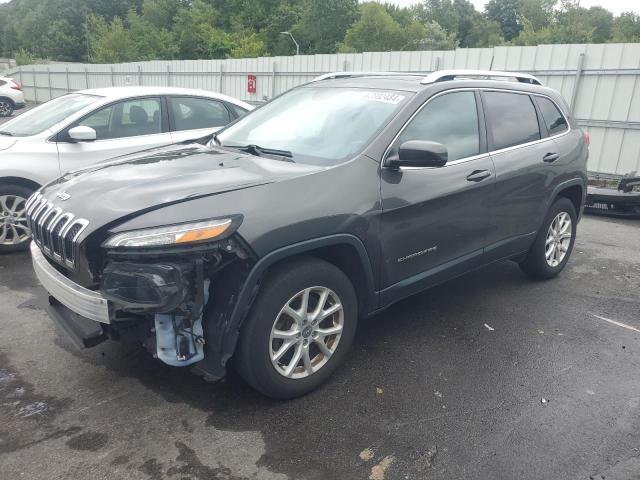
left=5, top=43, right=640, bottom=176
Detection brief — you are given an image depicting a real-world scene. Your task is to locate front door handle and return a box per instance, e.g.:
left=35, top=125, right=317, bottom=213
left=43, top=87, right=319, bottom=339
left=466, top=170, right=492, bottom=182
left=543, top=152, right=560, bottom=163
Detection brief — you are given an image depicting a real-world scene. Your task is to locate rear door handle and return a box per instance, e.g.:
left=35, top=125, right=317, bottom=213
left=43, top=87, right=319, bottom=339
left=466, top=170, right=492, bottom=182
left=543, top=152, right=560, bottom=163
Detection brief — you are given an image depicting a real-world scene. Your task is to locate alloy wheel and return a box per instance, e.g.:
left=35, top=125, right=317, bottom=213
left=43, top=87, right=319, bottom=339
left=0, top=101, right=11, bottom=116
left=269, top=286, right=344, bottom=379
left=545, top=211, right=572, bottom=267
left=0, top=195, right=30, bottom=246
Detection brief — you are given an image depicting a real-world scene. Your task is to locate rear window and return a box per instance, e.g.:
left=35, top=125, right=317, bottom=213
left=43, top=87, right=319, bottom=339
left=536, top=96, right=568, bottom=135
left=484, top=91, right=541, bottom=150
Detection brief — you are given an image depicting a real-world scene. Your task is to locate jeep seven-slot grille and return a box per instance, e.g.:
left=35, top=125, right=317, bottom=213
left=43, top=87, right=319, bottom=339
left=25, top=193, right=89, bottom=268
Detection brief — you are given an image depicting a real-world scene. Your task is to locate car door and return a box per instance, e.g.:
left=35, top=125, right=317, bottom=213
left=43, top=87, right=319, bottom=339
left=167, top=96, right=235, bottom=143
left=56, top=97, right=172, bottom=174
left=482, top=90, right=559, bottom=261
left=379, top=90, right=495, bottom=304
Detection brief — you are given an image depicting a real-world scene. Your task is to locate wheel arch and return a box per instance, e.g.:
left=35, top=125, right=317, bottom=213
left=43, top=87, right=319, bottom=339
left=0, top=96, right=16, bottom=107
left=213, top=234, right=378, bottom=374
left=0, top=176, right=41, bottom=192
left=550, top=180, right=585, bottom=218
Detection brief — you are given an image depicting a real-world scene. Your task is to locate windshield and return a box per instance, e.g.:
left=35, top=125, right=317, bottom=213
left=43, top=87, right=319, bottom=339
left=217, top=87, right=409, bottom=165
left=0, top=93, right=100, bottom=137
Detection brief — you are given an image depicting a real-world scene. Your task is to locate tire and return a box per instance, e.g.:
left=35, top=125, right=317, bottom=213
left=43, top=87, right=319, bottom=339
left=235, top=257, right=358, bottom=399
left=519, top=197, right=577, bottom=280
left=0, top=97, right=14, bottom=117
left=0, top=184, right=34, bottom=253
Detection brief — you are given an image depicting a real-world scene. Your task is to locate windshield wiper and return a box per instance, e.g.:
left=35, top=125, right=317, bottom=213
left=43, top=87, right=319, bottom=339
left=0, top=131, right=13, bottom=136
left=237, top=144, right=293, bottom=159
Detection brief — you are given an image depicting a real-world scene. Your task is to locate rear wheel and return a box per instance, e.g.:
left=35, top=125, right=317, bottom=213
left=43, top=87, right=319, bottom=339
left=519, top=197, right=577, bottom=279
left=0, top=184, right=33, bottom=253
left=0, top=98, right=14, bottom=117
left=235, top=257, right=358, bottom=399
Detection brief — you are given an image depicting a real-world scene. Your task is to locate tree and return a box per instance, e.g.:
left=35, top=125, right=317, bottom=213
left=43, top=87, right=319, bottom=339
left=486, top=0, right=522, bottom=40
left=612, top=12, right=640, bottom=42
left=416, top=21, right=458, bottom=50
left=86, top=15, right=136, bottom=63
left=340, top=2, right=406, bottom=52
left=295, top=0, right=359, bottom=54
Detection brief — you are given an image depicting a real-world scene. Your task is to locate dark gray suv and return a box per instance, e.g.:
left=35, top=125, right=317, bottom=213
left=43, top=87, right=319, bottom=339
left=27, top=70, right=588, bottom=399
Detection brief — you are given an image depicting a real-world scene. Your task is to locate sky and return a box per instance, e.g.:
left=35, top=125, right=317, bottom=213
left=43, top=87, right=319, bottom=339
left=390, top=0, right=640, bottom=15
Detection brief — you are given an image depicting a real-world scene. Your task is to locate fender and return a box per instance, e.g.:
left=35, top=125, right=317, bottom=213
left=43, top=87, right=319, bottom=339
left=200, top=234, right=378, bottom=379
left=546, top=176, right=587, bottom=222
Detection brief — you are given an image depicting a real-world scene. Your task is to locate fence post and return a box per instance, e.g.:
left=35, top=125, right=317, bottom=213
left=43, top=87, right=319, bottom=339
left=65, top=67, right=70, bottom=92
left=138, top=65, right=142, bottom=86
left=18, top=69, right=22, bottom=88
left=219, top=64, right=224, bottom=93
left=271, top=61, right=276, bottom=99
left=47, top=67, right=52, bottom=100
left=435, top=56, right=441, bottom=71
left=570, top=53, right=585, bottom=115
left=110, top=66, right=115, bottom=86
left=85, top=67, right=89, bottom=89
left=32, top=68, right=37, bottom=104
left=167, top=64, right=171, bottom=86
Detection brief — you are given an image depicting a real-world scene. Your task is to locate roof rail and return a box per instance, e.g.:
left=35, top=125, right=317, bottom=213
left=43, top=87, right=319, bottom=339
left=311, top=71, right=423, bottom=82
left=421, top=70, right=541, bottom=86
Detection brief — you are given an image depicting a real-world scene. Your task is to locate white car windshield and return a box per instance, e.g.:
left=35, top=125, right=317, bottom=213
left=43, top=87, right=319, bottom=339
left=0, top=93, right=100, bottom=137
left=217, top=87, right=408, bottom=165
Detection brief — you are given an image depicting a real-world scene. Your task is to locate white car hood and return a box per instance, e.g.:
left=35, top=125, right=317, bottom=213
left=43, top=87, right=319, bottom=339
left=0, top=137, right=17, bottom=151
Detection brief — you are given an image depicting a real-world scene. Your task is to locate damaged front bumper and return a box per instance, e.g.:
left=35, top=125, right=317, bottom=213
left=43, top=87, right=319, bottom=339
left=31, top=235, right=254, bottom=381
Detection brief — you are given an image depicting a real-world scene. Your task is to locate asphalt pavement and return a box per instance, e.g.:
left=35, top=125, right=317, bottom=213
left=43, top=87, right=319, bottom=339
left=1, top=215, right=639, bottom=480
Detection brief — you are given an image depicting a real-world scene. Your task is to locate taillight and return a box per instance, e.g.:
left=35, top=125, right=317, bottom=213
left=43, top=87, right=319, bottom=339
left=583, top=131, right=590, bottom=146
left=10, top=81, right=21, bottom=91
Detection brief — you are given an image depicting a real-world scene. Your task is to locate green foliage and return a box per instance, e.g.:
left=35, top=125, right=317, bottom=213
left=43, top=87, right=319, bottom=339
left=14, top=48, right=46, bottom=66
left=0, top=0, right=638, bottom=64
left=612, top=13, right=640, bottom=42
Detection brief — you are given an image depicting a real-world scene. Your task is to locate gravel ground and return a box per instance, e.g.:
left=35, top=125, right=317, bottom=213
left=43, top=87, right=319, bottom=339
left=0, top=214, right=639, bottom=480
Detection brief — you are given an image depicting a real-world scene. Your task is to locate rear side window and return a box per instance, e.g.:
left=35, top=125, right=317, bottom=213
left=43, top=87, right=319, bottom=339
left=169, top=97, right=231, bottom=131
left=0, top=80, right=6, bottom=87
left=536, top=96, right=568, bottom=135
left=398, top=91, right=480, bottom=161
left=484, top=91, right=540, bottom=150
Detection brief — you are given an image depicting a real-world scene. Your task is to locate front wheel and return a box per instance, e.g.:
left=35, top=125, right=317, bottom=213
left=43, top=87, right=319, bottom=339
left=519, top=197, right=577, bottom=280
left=0, top=184, right=33, bottom=253
left=235, top=257, right=358, bottom=399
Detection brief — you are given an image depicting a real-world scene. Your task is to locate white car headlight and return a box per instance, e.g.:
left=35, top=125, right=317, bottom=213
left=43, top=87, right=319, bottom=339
left=103, top=218, right=233, bottom=248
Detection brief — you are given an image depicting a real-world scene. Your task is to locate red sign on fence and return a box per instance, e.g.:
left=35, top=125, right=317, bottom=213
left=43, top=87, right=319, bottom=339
left=247, top=74, right=257, bottom=94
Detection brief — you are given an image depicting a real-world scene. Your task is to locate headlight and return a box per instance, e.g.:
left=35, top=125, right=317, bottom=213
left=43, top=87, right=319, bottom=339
left=103, top=218, right=233, bottom=248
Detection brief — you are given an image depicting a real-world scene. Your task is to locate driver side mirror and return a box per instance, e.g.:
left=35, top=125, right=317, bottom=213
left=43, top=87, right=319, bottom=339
left=68, top=126, right=97, bottom=142
left=386, top=140, right=448, bottom=169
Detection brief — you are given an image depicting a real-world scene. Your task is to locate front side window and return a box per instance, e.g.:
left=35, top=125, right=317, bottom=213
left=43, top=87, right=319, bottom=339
left=397, top=91, right=480, bottom=161
left=484, top=91, right=541, bottom=150
left=169, top=97, right=231, bottom=131
left=0, top=93, right=100, bottom=137
left=536, top=96, right=568, bottom=135
left=76, top=97, right=162, bottom=140
left=217, top=87, right=409, bottom=166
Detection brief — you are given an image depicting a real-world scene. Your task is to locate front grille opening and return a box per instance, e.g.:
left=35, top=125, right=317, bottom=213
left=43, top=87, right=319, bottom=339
left=64, top=223, right=83, bottom=263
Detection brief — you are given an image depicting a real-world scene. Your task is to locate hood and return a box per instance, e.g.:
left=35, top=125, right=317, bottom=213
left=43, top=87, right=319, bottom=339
left=0, top=137, right=17, bottom=151
left=38, top=143, right=323, bottom=235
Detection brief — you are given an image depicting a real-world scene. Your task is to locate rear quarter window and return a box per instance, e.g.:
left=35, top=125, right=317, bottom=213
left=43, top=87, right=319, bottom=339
left=536, top=96, right=568, bottom=135
left=484, top=91, right=541, bottom=150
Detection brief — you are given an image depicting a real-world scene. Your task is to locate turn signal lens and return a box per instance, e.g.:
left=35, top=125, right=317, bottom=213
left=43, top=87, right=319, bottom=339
left=175, top=223, right=231, bottom=243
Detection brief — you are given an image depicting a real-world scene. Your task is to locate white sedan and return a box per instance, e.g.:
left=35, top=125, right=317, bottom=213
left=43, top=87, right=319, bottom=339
left=0, top=86, right=253, bottom=252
